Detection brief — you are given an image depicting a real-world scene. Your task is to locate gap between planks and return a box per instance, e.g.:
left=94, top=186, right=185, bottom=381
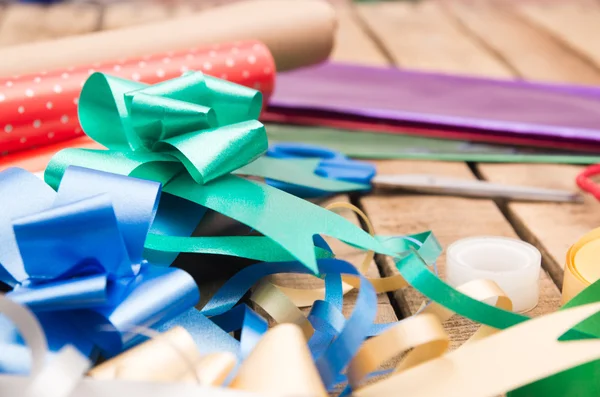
left=357, top=0, right=598, bottom=289
left=353, top=0, right=562, bottom=348
left=355, top=161, right=561, bottom=350
left=440, top=0, right=600, bottom=290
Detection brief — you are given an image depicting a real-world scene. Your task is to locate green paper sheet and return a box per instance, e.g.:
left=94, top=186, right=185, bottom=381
left=266, top=124, right=600, bottom=164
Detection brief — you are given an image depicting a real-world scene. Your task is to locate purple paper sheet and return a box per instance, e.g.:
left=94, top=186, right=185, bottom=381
left=269, top=62, right=600, bottom=144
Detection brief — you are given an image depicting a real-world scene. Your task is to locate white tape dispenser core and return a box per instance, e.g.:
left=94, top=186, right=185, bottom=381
left=446, top=236, right=541, bottom=313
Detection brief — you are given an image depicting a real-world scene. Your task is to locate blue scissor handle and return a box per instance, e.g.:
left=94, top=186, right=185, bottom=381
left=267, top=142, right=347, bottom=161
left=266, top=143, right=376, bottom=197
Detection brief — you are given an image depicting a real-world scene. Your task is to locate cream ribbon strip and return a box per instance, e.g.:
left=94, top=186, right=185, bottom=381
left=0, top=294, right=262, bottom=397
left=5, top=280, right=600, bottom=397
left=354, top=302, right=600, bottom=397
left=347, top=313, right=449, bottom=389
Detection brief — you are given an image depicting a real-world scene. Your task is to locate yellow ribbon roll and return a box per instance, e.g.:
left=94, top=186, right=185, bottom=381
left=563, top=227, right=600, bottom=304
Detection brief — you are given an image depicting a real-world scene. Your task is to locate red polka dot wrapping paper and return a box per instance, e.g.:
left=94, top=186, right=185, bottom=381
left=0, top=40, right=275, bottom=156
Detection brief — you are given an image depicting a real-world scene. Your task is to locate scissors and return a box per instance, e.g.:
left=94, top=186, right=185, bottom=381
left=266, top=143, right=584, bottom=203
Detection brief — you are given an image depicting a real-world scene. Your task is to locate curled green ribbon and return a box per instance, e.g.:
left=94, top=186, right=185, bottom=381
left=144, top=235, right=334, bottom=263
left=46, top=72, right=391, bottom=273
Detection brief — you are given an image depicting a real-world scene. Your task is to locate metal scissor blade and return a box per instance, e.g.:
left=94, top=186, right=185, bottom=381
left=372, top=174, right=584, bottom=203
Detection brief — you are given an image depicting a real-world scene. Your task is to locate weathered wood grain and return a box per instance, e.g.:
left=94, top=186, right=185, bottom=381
left=354, top=0, right=562, bottom=350
left=360, top=161, right=561, bottom=349
left=330, top=4, right=390, bottom=66
left=476, top=164, right=600, bottom=288
left=101, top=0, right=214, bottom=30
left=356, top=0, right=512, bottom=77
left=512, top=2, right=600, bottom=69
left=442, top=2, right=600, bottom=290
left=442, top=1, right=600, bottom=84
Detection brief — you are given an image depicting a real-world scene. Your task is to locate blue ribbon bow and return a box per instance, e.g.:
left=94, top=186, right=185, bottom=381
left=0, top=166, right=199, bottom=372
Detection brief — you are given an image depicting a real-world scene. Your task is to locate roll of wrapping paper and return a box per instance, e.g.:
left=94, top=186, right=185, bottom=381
left=562, top=227, right=600, bottom=304
left=0, top=40, right=274, bottom=155
left=0, top=0, right=336, bottom=77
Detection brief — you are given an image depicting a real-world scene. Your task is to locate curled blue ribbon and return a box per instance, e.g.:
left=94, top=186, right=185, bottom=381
left=198, top=258, right=377, bottom=390
left=0, top=166, right=199, bottom=372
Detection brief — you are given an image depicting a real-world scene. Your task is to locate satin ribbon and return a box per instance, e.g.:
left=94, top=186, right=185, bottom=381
left=0, top=294, right=258, bottom=397
left=44, top=72, right=390, bottom=274
left=59, top=229, right=600, bottom=396
left=0, top=166, right=199, bottom=373
left=199, top=258, right=377, bottom=390
left=272, top=203, right=412, bottom=309
left=501, top=228, right=600, bottom=397
left=8, top=71, right=600, bottom=396
left=6, top=213, right=600, bottom=395
left=193, top=230, right=442, bottom=391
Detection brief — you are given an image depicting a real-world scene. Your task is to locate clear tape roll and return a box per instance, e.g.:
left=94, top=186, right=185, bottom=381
left=446, top=236, right=541, bottom=313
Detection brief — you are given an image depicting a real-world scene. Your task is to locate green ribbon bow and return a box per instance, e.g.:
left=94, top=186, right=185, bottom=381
left=46, top=72, right=391, bottom=273
left=47, top=72, right=365, bottom=194
left=47, top=72, right=266, bottom=187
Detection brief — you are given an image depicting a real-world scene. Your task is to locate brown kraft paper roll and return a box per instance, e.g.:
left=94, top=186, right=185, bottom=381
left=0, top=0, right=337, bottom=77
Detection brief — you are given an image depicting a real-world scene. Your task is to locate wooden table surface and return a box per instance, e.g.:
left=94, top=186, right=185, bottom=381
left=3, top=0, right=600, bottom=357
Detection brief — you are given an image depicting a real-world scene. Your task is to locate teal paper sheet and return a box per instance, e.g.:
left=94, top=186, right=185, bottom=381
left=266, top=124, right=600, bottom=164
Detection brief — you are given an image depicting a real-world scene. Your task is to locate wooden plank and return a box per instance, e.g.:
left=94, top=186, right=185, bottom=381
left=0, top=2, right=101, bottom=47
left=360, top=161, right=561, bottom=349
left=330, top=4, right=390, bottom=66
left=354, top=0, right=562, bottom=349
left=356, top=0, right=513, bottom=77
left=438, top=3, right=600, bottom=289
left=511, top=2, right=600, bottom=69
left=476, top=164, right=600, bottom=288
left=442, top=1, right=600, bottom=84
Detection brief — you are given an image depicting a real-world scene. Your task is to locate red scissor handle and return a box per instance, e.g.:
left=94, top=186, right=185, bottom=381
left=576, top=164, right=600, bottom=201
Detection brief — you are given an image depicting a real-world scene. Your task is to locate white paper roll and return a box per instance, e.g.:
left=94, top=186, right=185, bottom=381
left=446, top=236, right=541, bottom=313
